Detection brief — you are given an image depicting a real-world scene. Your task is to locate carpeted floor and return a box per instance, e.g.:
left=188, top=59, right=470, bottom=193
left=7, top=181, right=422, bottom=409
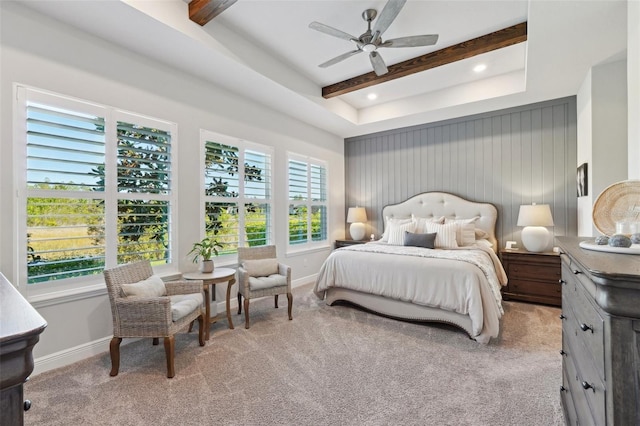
left=24, top=284, right=563, bottom=426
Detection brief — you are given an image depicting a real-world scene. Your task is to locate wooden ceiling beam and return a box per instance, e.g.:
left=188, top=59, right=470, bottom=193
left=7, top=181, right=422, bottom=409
left=321, top=22, right=527, bottom=99
left=189, top=0, right=237, bottom=26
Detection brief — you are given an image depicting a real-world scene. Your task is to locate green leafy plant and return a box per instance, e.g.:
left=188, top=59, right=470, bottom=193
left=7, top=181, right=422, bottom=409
left=188, top=237, right=223, bottom=263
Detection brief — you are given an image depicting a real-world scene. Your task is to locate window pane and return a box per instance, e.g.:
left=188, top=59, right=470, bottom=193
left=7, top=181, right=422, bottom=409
left=311, top=205, right=327, bottom=241
left=205, top=201, right=238, bottom=254
left=26, top=103, right=105, bottom=190
left=310, top=164, right=327, bottom=202
left=288, top=160, right=307, bottom=201
left=205, top=141, right=240, bottom=197
left=288, top=204, right=308, bottom=244
left=244, top=203, right=270, bottom=247
left=117, top=122, right=171, bottom=194
left=244, top=150, right=271, bottom=199
left=117, top=200, right=170, bottom=265
left=27, top=197, right=105, bottom=283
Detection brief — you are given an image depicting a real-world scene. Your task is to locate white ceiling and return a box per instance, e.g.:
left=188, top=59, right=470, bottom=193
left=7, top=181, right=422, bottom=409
left=19, top=0, right=628, bottom=138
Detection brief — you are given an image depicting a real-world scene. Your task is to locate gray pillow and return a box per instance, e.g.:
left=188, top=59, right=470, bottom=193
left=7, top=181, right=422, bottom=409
left=404, top=231, right=436, bottom=249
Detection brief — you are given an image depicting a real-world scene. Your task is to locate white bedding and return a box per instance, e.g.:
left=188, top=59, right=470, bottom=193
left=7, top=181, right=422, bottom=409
left=314, top=242, right=508, bottom=343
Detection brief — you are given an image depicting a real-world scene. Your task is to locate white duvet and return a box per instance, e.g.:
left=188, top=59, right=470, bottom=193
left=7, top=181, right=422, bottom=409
left=314, top=242, right=508, bottom=343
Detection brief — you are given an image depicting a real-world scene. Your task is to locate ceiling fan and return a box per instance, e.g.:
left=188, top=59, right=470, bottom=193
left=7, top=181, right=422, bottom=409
left=309, top=0, right=439, bottom=76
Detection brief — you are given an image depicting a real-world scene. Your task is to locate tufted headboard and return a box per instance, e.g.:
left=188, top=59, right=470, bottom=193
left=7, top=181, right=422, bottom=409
left=381, top=192, right=499, bottom=252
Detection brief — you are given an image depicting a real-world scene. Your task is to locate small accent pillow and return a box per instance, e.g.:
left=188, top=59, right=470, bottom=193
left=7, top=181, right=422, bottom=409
left=424, top=222, right=459, bottom=249
left=411, top=215, right=445, bottom=233
left=381, top=216, right=412, bottom=242
left=404, top=231, right=436, bottom=249
left=121, top=274, right=166, bottom=298
left=475, top=228, right=488, bottom=240
left=445, top=217, right=480, bottom=246
left=243, top=258, right=279, bottom=277
left=387, top=220, right=416, bottom=245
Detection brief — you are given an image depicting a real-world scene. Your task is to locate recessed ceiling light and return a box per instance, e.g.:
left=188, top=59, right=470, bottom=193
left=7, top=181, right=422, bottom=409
left=367, top=93, right=378, bottom=100
left=473, top=64, right=487, bottom=73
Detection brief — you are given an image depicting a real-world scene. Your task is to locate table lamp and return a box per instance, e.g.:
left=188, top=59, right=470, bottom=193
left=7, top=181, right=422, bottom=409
left=517, top=204, right=554, bottom=252
left=347, top=207, right=367, bottom=241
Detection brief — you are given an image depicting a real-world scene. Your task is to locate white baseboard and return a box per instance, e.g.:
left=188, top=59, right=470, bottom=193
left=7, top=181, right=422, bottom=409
left=33, top=273, right=318, bottom=377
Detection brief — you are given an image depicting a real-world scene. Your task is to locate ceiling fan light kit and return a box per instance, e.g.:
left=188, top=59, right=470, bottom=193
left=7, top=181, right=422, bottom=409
left=309, top=0, right=439, bottom=76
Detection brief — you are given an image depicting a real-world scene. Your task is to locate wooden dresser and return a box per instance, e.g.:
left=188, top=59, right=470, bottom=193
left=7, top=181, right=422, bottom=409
left=0, top=272, right=47, bottom=426
left=556, top=237, right=640, bottom=426
left=500, top=249, right=562, bottom=307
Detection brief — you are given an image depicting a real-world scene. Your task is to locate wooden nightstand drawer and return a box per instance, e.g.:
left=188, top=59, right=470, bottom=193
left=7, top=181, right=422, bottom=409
left=510, top=279, right=561, bottom=299
left=508, top=262, right=561, bottom=282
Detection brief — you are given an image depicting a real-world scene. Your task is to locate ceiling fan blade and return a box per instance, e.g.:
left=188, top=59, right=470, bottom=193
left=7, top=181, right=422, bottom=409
left=309, top=21, right=358, bottom=43
left=372, top=0, right=407, bottom=41
left=319, top=50, right=362, bottom=68
left=382, top=34, right=439, bottom=48
left=369, top=51, right=388, bottom=76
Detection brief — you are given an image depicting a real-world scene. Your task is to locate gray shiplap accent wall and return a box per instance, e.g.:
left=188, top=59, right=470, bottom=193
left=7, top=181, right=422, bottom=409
left=345, top=97, right=578, bottom=247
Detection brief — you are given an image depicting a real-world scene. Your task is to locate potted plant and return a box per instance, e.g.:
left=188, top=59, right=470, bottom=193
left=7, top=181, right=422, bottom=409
left=188, top=237, right=223, bottom=273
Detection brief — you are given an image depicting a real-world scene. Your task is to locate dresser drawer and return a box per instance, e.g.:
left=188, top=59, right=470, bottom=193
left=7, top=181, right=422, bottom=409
left=510, top=279, right=561, bottom=299
left=563, top=340, right=598, bottom=426
left=509, top=262, right=561, bottom=283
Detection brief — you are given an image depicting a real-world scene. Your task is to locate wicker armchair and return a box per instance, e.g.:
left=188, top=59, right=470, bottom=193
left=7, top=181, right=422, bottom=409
left=104, top=260, right=205, bottom=378
left=237, top=245, right=292, bottom=329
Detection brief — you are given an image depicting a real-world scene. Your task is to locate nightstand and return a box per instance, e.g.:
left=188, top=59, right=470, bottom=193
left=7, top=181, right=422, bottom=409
left=334, top=239, right=367, bottom=249
left=500, top=248, right=561, bottom=307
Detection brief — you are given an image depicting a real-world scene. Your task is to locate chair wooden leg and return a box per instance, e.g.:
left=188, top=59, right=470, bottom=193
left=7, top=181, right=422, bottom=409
left=188, top=320, right=194, bottom=333
left=198, top=314, right=205, bottom=346
left=109, top=337, right=122, bottom=377
left=274, top=294, right=279, bottom=308
left=287, top=292, right=293, bottom=320
left=152, top=337, right=159, bottom=345
left=244, top=298, right=250, bottom=329
left=164, top=336, right=175, bottom=378
left=237, top=292, right=242, bottom=314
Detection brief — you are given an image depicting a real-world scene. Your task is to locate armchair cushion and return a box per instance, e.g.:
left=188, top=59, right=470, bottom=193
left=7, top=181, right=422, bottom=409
left=169, top=293, right=203, bottom=322
left=243, top=258, right=279, bottom=277
left=249, top=274, right=288, bottom=290
left=121, top=274, right=166, bottom=298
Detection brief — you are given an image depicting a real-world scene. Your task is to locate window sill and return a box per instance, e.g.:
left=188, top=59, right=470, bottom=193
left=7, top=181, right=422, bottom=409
left=285, top=244, right=331, bottom=258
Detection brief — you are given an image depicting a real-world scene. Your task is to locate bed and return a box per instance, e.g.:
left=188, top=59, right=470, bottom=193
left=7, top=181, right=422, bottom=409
left=314, top=192, right=508, bottom=344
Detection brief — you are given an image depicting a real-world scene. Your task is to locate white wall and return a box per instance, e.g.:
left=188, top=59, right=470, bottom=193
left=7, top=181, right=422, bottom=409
left=0, top=2, right=345, bottom=373
left=629, top=0, right=640, bottom=178
left=576, top=59, right=628, bottom=236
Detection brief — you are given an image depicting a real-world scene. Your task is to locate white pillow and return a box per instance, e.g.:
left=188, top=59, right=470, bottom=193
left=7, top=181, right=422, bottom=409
left=445, top=217, right=479, bottom=246
left=121, top=274, right=166, bottom=298
left=243, top=258, right=279, bottom=277
left=424, top=222, right=459, bottom=249
left=411, top=215, right=445, bottom=233
left=387, top=221, right=416, bottom=245
left=381, top=217, right=412, bottom=242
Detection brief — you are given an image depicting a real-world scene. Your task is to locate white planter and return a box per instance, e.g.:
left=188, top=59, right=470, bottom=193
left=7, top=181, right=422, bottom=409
left=200, top=259, right=214, bottom=273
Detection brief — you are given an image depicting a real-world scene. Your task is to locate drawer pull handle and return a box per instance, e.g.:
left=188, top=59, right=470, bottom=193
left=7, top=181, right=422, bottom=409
left=581, top=381, right=595, bottom=392
left=24, top=400, right=31, bottom=411
left=560, top=350, right=567, bottom=356
left=559, top=314, right=566, bottom=320
left=573, top=270, right=581, bottom=275
left=559, top=279, right=566, bottom=285
left=560, top=385, right=567, bottom=392
left=580, top=323, right=593, bottom=333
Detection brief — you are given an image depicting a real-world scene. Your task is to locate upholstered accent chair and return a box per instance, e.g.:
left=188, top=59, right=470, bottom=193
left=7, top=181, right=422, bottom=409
left=104, top=260, right=205, bottom=378
left=237, top=245, right=292, bottom=329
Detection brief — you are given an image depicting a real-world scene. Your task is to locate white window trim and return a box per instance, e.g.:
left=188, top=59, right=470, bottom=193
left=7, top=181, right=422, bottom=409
left=286, top=152, right=329, bottom=253
left=14, top=85, right=178, bottom=301
left=200, top=130, right=274, bottom=260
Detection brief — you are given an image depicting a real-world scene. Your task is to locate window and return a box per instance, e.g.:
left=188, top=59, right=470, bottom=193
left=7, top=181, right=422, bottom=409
left=202, top=131, right=272, bottom=254
left=17, top=87, right=176, bottom=291
left=287, top=154, right=328, bottom=246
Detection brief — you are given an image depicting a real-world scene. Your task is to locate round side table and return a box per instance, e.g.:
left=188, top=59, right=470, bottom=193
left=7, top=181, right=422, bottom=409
left=183, top=268, right=236, bottom=340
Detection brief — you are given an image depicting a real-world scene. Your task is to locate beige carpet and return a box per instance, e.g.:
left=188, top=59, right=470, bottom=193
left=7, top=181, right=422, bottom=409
left=25, top=284, right=563, bottom=425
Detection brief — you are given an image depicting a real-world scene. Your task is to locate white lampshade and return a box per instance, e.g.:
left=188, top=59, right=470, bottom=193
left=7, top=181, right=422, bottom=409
left=517, top=204, right=554, bottom=252
left=347, top=207, right=367, bottom=241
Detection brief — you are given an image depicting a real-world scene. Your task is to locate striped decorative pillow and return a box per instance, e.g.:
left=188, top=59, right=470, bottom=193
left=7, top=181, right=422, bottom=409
left=424, top=222, right=459, bottom=249
left=445, top=217, right=480, bottom=246
left=387, top=221, right=416, bottom=245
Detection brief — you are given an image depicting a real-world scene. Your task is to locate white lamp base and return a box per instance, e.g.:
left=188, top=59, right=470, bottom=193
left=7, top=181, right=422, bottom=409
left=521, top=226, right=550, bottom=252
left=350, top=222, right=365, bottom=241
